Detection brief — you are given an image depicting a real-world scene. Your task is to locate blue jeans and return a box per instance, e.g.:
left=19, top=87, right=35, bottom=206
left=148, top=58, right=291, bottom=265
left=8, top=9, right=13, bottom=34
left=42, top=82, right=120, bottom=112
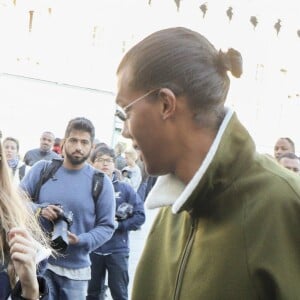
left=87, top=252, right=129, bottom=300
left=44, top=269, right=88, bottom=300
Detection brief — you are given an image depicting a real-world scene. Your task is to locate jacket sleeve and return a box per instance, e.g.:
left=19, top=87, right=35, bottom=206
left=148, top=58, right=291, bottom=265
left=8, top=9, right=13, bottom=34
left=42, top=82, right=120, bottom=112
left=117, top=185, right=146, bottom=232
left=10, top=276, right=49, bottom=300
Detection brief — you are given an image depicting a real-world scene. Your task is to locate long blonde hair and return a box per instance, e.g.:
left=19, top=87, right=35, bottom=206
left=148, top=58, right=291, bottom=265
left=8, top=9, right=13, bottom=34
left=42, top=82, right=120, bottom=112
left=0, top=135, right=50, bottom=286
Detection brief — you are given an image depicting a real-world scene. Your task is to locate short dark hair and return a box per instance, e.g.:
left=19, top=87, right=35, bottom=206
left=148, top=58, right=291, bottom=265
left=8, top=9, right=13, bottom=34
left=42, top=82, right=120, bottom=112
left=278, top=152, right=300, bottom=161
left=64, top=117, right=95, bottom=142
left=90, top=146, right=115, bottom=163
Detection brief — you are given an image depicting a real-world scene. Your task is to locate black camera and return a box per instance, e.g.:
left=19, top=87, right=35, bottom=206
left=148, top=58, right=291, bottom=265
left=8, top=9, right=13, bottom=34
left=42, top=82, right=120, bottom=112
left=115, top=202, right=133, bottom=221
left=51, top=205, right=73, bottom=253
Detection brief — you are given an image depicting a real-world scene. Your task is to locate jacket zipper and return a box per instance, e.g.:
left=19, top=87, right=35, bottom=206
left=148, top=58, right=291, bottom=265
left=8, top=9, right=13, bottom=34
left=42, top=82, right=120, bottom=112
left=173, top=216, right=197, bottom=300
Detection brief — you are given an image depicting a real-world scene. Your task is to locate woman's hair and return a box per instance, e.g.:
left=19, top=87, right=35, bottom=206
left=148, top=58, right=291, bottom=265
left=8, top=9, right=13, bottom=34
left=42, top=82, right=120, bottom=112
left=0, top=135, right=50, bottom=286
left=117, top=27, right=242, bottom=127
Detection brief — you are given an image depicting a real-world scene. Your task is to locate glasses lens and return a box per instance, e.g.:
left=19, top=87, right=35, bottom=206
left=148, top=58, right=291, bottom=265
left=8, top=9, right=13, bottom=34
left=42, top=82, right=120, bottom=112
left=96, top=158, right=113, bottom=163
left=115, top=108, right=126, bottom=122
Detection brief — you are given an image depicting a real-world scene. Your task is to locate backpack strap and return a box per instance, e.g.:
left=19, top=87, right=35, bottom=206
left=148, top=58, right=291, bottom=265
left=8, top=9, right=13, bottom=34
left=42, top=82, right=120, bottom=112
left=32, top=158, right=64, bottom=202
left=92, top=171, right=104, bottom=203
left=18, top=164, right=26, bottom=181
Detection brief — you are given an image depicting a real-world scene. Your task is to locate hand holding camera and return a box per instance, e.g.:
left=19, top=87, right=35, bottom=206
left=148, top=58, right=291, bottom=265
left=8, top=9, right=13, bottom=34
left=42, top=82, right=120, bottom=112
left=115, top=202, right=134, bottom=221
left=40, top=204, right=74, bottom=253
left=40, top=204, right=64, bottom=221
left=50, top=205, right=73, bottom=253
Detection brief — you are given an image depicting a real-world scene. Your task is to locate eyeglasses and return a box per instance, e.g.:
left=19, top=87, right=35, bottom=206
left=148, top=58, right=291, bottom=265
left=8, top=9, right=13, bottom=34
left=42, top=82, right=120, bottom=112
left=95, top=158, right=114, bottom=164
left=115, top=88, right=159, bottom=122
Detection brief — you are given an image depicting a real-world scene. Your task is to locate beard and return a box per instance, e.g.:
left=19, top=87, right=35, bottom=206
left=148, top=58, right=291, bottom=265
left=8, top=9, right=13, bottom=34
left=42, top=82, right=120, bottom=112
left=64, top=150, right=90, bottom=165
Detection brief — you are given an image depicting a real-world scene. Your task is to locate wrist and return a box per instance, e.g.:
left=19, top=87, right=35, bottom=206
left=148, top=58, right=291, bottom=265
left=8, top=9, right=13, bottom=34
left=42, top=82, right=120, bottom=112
left=20, top=282, right=39, bottom=300
left=11, top=276, right=47, bottom=300
left=20, top=292, right=40, bottom=300
left=20, top=295, right=42, bottom=300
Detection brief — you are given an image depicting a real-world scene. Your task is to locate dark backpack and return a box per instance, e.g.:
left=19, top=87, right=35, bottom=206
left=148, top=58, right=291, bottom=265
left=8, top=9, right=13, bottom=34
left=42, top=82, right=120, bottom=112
left=33, top=158, right=104, bottom=203
left=18, top=164, right=26, bottom=181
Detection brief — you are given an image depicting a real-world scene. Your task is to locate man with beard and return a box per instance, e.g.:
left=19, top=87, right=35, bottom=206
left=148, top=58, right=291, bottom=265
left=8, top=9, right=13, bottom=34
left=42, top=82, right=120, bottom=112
left=20, top=117, right=116, bottom=300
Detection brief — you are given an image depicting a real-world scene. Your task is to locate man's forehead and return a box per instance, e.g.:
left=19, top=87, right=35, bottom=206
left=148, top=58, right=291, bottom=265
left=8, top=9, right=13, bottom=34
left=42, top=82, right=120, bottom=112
left=42, top=133, right=54, bottom=139
left=68, top=130, right=91, bottom=138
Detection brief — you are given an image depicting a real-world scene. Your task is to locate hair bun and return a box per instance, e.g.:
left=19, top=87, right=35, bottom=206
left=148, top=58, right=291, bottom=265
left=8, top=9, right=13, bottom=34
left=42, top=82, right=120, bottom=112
left=218, top=48, right=243, bottom=78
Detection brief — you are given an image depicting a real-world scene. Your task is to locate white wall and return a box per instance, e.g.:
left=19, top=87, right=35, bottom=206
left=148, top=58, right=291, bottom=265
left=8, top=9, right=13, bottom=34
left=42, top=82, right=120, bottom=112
left=0, top=73, right=117, bottom=156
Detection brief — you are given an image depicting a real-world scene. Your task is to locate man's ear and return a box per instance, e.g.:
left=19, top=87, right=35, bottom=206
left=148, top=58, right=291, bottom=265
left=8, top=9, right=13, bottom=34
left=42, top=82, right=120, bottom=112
left=158, top=88, right=177, bottom=120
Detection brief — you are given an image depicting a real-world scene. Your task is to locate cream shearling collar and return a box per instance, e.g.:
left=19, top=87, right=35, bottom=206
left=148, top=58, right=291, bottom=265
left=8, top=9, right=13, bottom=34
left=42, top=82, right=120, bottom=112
left=145, top=107, right=235, bottom=214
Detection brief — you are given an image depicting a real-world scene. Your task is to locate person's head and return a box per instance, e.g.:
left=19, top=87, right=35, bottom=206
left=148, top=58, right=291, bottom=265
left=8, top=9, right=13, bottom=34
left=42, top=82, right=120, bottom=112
left=116, top=27, right=242, bottom=177
left=278, top=152, right=300, bottom=174
left=114, top=141, right=127, bottom=156
left=90, top=146, right=115, bottom=178
left=62, top=117, right=95, bottom=166
left=125, top=148, right=138, bottom=166
left=94, top=142, right=108, bottom=149
left=40, top=131, right=56, bottom=152
left=92, top=138, right=108, bottom=150
left=0, top=131, right=50, bottom=284
left=2, top=137, right=20, bottom=161
left=52, top=137, right=62, bottom=154
left=274, top=137, right=295, bottom=160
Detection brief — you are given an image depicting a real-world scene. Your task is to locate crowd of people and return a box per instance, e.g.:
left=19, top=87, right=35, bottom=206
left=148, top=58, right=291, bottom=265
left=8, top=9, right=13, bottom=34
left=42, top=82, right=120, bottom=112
left=1, top=118, right=148, bottom=300
left=1, top=26, right=300, bottom=300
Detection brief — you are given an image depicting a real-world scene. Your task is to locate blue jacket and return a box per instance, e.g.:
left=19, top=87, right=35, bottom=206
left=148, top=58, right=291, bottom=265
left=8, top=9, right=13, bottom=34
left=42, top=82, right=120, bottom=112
left=94, top=173, right=146, bottom=255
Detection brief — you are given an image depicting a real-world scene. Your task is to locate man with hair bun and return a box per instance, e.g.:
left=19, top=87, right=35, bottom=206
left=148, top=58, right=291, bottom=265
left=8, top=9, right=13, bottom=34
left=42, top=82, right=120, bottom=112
left=115, top=27, right=300, bottom=299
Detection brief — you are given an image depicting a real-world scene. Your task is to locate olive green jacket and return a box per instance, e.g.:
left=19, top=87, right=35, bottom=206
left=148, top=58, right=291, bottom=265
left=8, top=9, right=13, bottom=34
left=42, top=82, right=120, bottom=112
left=132, top=109, right=300, bottom=300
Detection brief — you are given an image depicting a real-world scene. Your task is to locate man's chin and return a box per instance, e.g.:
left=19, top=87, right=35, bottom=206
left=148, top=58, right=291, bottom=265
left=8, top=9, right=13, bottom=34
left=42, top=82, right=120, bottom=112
left=70, top=157, right=86, bottom=165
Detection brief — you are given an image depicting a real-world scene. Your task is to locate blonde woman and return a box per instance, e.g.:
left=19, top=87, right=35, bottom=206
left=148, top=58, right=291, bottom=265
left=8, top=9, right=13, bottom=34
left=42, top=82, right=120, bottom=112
left=0, top=132, right=51, bottom=299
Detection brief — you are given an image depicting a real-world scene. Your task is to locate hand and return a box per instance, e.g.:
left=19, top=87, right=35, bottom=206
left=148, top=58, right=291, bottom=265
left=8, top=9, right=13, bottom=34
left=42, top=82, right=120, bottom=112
left=114, top=220, right=119, bottom=229
left=7, top=227, right=40, bottom=299
left=40, top=204, right=62, bottom=221
left=67, top=231, right=79, bottom=245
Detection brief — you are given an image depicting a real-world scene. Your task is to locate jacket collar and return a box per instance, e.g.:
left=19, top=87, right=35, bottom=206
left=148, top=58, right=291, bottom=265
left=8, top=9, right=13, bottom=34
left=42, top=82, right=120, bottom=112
left=145, top=107, right=256, bottom=214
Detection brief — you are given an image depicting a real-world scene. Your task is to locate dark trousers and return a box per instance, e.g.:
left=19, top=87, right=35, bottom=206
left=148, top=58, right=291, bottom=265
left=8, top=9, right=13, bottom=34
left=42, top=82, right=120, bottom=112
left=87, top=252, right=129, bottom=300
